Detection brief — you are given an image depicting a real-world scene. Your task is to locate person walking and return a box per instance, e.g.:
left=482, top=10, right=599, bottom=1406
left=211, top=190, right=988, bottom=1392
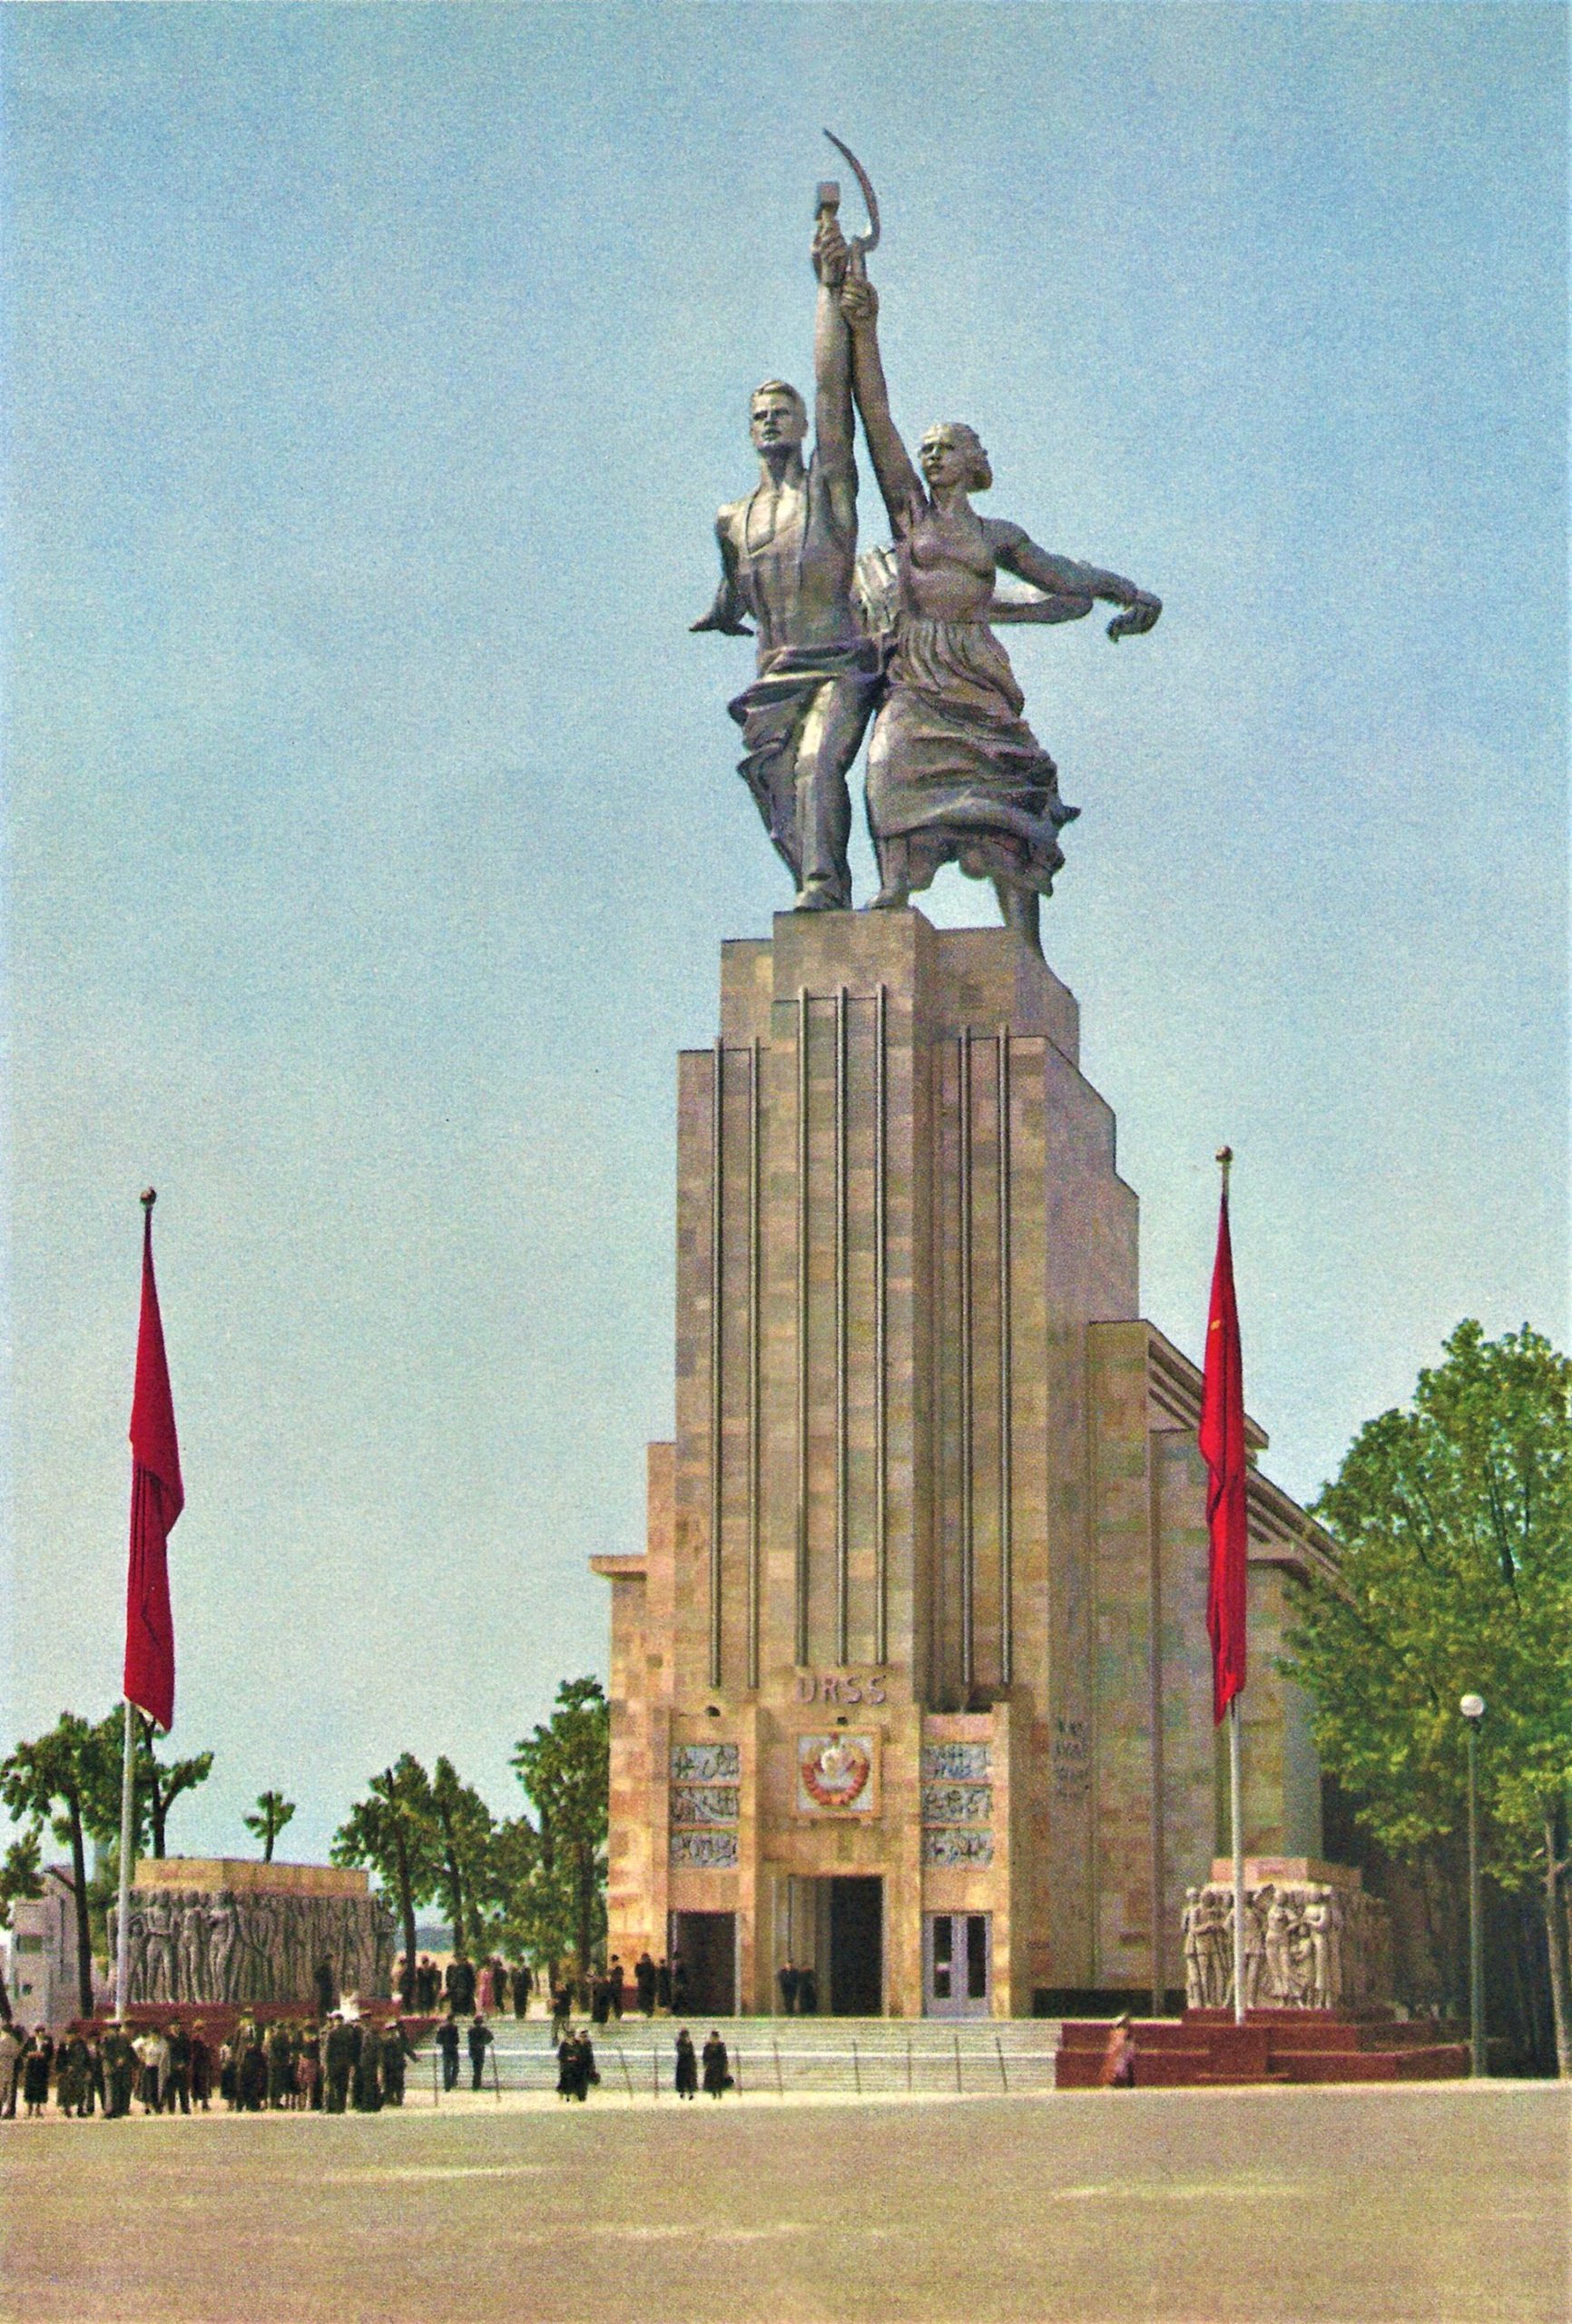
left=701, top=2029, right=730, bottom=2100
left=673, top=2027, right=698, bottom=2099
left=467, top=2013, right=494, bottom=2093
left=1098, top=2014, right=1137, bottom=2090
left=510, top=1963, right=533, bottom=2021
left=435, top=2010, right=461, bottom=2093
left=634, top=1952, right=656, bottom=2016
left=555, top=2027, right=577, bottom=2102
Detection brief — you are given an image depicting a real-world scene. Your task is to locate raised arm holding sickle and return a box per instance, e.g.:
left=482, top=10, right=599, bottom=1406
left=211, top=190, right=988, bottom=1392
left=839, top=254, right=1160, bottom=954
left=691, top=183, right=881, bottom=911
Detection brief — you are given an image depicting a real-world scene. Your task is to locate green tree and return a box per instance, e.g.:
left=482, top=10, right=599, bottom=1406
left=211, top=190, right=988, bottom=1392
left=242, top=1789, right=296, bottom=1863
left=1282, top=1320, right=1572, bottom=2073
left=0, top=1713, right=122, bottom=2016
left=429, top=1757, right=496, bottom=1961
left=511, top=1678, right=609, bottom=1980
left=332, top=1755, right=443, bottom=2009
left=0, top=1831, right=44, bottom=2024
left=127, top=1712, right=214, bottom=1860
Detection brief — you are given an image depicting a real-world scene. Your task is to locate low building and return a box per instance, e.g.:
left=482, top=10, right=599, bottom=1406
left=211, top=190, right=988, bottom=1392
left=5, top=1866, right=91, bottom=2031
left=597, top=912, right=1334, bottom=2017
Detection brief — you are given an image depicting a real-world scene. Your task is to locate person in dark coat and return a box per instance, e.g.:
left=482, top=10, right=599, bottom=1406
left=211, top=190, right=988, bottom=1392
left=103, top=2025, right=135, bottom=2119
left=510, top=1963, right=533, bottom=2020
left=239, top=2029, right=269, bottom=2112
left=449, top=1957, right=477, bottom=2016
left=467, top=2013, right=494, bottom=2093
left=323, top=2015, right=355, bottom=2112
left=575, top=2031, right=597, bottom=2101
left=189, top=2030, right=212, bottom=2112
left=778, top=1960, right=801, bottom=2014
left=798, top=1965, right=819, bottom=2014
left=381, top=2019, right=411, bottom=2106
left=634, top=1952, right=656, bottom=2015
left=266, top=2021, right=293, bottom=2109
left=702, top=2030, right=730, bottom=2098
left=654, top=1958, right=672, bottom=2012
left=607, top=1958, right=625, bottom=2019
left=671, top=1955, right=689, bottom=2014
left=555, top=2028, right=576, bottom=2101
left=22, top=2032, right=52, bottom=2117
left=163, top=2023, right=192, bottom=2114
left=314, top=1959, right=337, bottom=2018
left=673, top=2027, right=698, bottom=2098
left=435, top=2011, right=461, bottom=2093
left=352, top=2024, right=383, bottom=2112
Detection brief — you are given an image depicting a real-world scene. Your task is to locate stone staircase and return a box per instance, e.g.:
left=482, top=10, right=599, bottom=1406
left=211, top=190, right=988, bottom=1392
left=445, top=2014, right=1063, bottom=2098
left=1054, top=2008, right=1469, bottom=2089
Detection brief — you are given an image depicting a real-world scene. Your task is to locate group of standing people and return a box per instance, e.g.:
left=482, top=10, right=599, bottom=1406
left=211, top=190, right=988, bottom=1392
left=399, top=1955, right=534, bottom=2019
left=0, top=2022, right=213, bottom=2119
left=0, top=2011, right=415, bottom=2121
left=673, top=2029, right=732, bottom=2100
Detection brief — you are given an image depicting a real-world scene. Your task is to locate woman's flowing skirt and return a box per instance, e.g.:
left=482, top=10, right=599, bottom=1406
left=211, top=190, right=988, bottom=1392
left=865, top=617, right=1077, bottom=895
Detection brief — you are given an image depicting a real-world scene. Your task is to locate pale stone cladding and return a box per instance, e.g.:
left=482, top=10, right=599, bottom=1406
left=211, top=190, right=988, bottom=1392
left=595, top=911, right=1331, bottom=2015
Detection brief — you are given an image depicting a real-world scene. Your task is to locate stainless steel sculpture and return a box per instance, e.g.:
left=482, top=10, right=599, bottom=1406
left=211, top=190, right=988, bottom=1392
left=839, top=241, right=1161, bottom=958
left=696, top=139, right=1162, bottom=954
left=692, top=157, right=881, bottom=911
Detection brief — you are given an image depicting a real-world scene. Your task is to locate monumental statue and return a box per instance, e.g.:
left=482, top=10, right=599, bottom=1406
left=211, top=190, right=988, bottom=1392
left=695, top=137, right=1161, bottom=956
left=691, top=152, right=882, bottom=913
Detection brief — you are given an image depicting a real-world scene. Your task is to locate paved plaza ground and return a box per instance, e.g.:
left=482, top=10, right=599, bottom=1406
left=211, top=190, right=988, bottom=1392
left=1, top=2082, right=1566, bottom=2324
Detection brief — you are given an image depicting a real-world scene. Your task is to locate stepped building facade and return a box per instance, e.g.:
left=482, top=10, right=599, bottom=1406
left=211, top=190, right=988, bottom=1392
left=595, top=911, right=1331, bottom=2017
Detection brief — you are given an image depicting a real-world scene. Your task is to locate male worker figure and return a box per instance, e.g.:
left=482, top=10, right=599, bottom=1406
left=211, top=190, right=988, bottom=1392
left=693, top=204, right=879, bottom=911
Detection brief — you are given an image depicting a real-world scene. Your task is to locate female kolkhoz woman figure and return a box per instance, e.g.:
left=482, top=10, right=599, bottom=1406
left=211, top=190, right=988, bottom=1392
left=838, top=264, right=1160, bottom=955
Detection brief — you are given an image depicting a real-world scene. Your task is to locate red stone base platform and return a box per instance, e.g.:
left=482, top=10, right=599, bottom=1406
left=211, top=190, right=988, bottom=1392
left=1055, top=2007, right=1469, bottom=2088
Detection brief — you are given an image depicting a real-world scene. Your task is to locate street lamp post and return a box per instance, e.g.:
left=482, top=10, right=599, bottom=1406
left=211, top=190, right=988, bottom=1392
left=1459, top=1693, right=1486, bottom=2077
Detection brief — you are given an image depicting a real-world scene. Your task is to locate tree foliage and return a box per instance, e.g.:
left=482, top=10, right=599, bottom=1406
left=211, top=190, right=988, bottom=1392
left=332, top=1755, right=445, bottom=2008
left=0, top=1831, right=44, bottom=2024
left=511, top=1678, right=609, bottom=1978
left=0, top=1712, right=122, bottom=2016
left=242, top=1789, right=296, bottom=1864
left=1282, top=1320, right=1572, bottom=2063
left=1284, top=1322, right=1571, bottom=1872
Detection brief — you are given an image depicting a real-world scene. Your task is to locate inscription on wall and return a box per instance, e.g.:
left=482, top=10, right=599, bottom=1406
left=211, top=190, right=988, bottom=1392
left=1051, top=1716, right=1091, bottom=1802
left=794, top=1670, right=888, bottom=1705
left=669, top=1742, right=741, bottom=1868
left=921, top=1743, right=994, bottom=1867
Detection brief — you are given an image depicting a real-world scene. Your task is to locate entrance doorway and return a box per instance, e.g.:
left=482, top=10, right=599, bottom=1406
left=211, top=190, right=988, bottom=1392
left=828, top=1876, right=883, bottom=2015
left=670, top=1911, right=736, bottom=2016
left=923, top=1912, right=991, bottom=2017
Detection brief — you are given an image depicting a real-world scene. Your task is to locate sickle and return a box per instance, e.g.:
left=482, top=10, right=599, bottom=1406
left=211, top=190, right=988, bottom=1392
left=822, top=130, right=880, bottom=255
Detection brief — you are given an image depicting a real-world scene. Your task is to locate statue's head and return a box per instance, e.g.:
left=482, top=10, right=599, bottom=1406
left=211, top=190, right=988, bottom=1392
left=920, top=422, right=992, bottom=493
left=751, top=379, right=808, bottom=452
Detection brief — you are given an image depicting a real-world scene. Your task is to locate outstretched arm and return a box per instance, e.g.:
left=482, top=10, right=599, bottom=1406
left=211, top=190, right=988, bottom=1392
left=691, top=516, right=754, bottom=636
left=990, top=523, right=1161, bottom=641
left=839, top=271, right=925, bottom=533
left=811, top=218, right=856, bottom=534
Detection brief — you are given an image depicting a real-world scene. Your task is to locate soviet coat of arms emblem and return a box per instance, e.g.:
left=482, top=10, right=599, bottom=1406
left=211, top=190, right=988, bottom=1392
left=796, top=1732, right=878, bottom=1814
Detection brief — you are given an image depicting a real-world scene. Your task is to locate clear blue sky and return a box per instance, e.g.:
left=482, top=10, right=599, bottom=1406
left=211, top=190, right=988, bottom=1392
left=3, top=3, right=1565, bottom=1864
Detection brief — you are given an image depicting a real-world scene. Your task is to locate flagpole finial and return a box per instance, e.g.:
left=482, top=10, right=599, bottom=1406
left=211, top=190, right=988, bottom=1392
left=141, top=1187, right=156, bottom=1210
left=1215, top=1147, right=1233, bottom=1180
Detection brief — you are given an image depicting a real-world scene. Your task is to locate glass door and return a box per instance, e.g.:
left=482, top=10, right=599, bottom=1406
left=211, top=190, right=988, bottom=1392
left=923, top=1912, right=991, bottom=2017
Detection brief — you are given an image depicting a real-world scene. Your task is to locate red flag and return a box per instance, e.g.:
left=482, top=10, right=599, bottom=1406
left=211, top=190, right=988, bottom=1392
left=124, top=1198, right=183, bottom=1731
left=1200, top=1174, right=1247, bottom=1724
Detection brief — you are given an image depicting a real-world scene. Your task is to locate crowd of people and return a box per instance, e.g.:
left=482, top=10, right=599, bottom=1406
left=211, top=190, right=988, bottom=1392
left=0, top=2012, right=417, bottom=2119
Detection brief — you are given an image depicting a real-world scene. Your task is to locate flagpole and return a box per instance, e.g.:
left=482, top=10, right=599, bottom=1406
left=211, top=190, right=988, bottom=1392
left=115, top=1695, right=136, bottom=2017
left=1214, top=1147, right=1247, bottom=2026
left=1229, top=1698, right=1246, bottom=2024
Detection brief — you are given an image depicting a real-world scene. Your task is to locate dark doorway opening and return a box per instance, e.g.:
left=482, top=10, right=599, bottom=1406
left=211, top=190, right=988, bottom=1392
left=829, top=1876, right=883, bottom=2015
left=670, top=1911, right=736, bottom=2016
